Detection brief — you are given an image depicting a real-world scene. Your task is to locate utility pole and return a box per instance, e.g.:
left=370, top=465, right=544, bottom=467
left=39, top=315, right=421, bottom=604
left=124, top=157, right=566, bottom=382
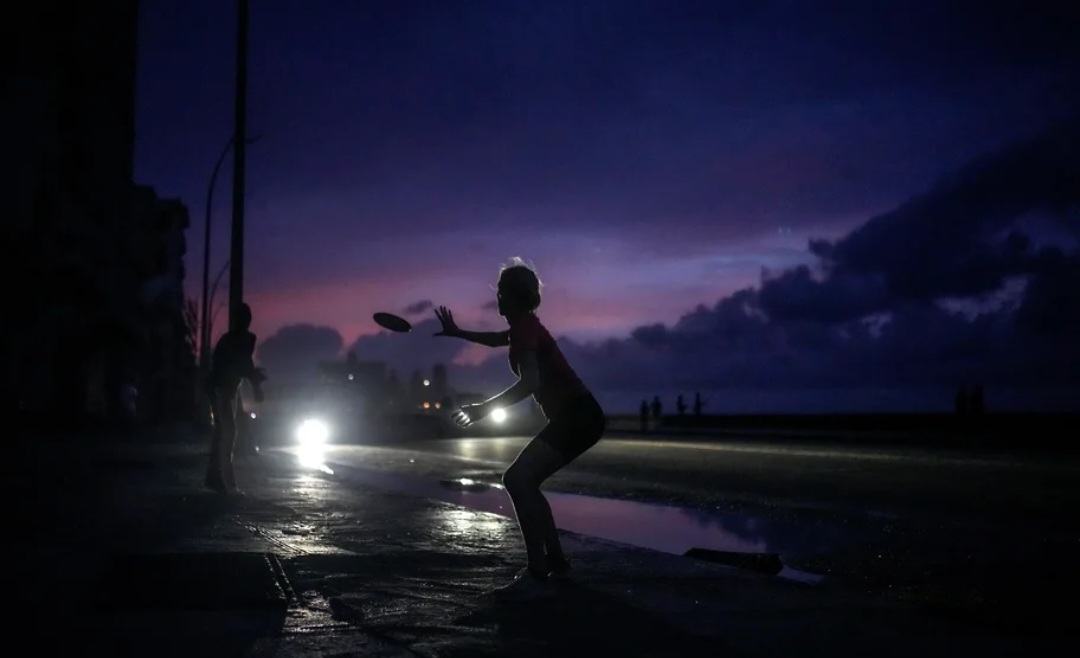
left=228, top=0, right=249, bottom=330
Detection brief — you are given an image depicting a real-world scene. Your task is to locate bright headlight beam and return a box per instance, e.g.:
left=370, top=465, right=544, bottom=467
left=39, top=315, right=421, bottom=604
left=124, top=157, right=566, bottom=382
left=297, top=418, right=329, bottom=446
left=490, top=408, right=507, bottom=423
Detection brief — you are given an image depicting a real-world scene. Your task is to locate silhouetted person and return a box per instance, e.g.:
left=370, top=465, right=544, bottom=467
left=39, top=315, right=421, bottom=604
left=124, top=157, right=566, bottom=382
left=969, top=385, right=985, bottom=415
left=433, top=258, right=605, bottom=600
left=693, top=392, right=704, bottom=418
left=676, top=394, right=687, bottom=416
left=651, top=395, right=662, bottom=426
left=639, top=399, right=649, bottom=433
left=205, top=303, right=266, bottom=495
left=954, top=385, right=969, bottom=415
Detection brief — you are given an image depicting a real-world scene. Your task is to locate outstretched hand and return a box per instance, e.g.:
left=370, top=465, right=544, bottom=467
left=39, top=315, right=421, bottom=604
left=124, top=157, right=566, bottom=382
left=434, top=306, right=460, bottom=338
left=451, top=402, right=489, bottom=428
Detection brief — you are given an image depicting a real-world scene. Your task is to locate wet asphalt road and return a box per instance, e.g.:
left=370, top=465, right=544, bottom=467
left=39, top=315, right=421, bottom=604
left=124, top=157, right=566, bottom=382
left=307, top=433, right=1078, bottom=519
left=283, top=432, right=1080, bottom=632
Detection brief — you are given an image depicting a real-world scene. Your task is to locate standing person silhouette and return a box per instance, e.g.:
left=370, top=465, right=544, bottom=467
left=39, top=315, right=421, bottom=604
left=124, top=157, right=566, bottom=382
left=433, top=258, right=605, bottom=600
left=205, top=302, right=266, bottom=495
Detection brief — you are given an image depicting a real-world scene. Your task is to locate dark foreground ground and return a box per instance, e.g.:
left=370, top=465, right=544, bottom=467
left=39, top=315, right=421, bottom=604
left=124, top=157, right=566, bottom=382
left=5, top=417, right=1076, bottom=656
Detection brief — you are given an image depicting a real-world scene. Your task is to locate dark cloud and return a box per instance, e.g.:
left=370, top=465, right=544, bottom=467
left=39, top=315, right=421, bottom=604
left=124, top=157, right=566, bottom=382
left=290, top=119, right=1079, bottom=408
left=800, top=117, right=1080, bottom=313
left=403, top=300, right=434, bottom=316
left=257, top=324, right=344, bottom=383
left=438, top=119, right=1080, bottom=399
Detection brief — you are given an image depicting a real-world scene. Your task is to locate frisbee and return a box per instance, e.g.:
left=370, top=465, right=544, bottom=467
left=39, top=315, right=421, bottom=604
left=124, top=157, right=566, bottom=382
left=373, top=312, right=412, bottom=333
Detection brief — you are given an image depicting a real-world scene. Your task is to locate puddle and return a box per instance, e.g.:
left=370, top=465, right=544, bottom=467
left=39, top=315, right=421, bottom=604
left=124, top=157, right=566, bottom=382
left=302, top=457, right=836, bottom=583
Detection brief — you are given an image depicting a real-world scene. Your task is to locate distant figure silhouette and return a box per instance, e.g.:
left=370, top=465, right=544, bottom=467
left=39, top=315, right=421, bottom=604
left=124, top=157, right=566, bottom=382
left=433, top=257, right=605, bottom=600
left=676, top=394, right=687, bottom=416
left=969, top=384, right=985, bottom=415
left=693, top=392, right=704, bottom=418
left=639, top=399, right=649, bottom=433
left=205, top=303, right=266, bottom=495
left=651, top=395, right=662, bottom=426
left=954, top=386, right=969, bottom=415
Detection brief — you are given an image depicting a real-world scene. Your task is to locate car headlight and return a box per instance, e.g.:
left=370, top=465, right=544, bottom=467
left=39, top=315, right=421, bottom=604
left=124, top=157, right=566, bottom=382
left=296, top=418, right=329, bottom=446
left=490, top=408, right=507, bottom=423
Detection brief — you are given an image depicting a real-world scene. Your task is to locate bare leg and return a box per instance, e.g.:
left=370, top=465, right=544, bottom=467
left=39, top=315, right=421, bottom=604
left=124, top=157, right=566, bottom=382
left=219, top=389, right=239, bottom=490
left=502, top=437, right=566, bottom=574
left=206, top=391, right=226, bottom=491
left=206, top=388, right=238, bottom=492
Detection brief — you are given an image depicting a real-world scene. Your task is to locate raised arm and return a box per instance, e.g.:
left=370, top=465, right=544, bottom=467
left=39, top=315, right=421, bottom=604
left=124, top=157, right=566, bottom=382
left=433, top=306, right=509, bottom=347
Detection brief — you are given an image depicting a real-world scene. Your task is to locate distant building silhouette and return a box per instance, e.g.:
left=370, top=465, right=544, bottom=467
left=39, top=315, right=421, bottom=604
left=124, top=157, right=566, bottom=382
left=132, top=186, right=194, bottom=424
left=432, top=363, right=448, bottom=400
left=5, top=1, right=164, bottom=428
left=409, top=370, right=424, bottom=405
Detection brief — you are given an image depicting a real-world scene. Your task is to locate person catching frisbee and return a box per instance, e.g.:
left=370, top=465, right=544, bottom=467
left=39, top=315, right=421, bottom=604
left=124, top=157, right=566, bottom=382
left=433, top=257, right=606, bottom=600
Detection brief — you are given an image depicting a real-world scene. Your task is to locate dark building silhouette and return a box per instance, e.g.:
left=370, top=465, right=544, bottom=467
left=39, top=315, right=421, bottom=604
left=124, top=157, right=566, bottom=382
left=3, top=2, right=186, bottom=426
left=129, top=186, right=194, bottom=423
left=432, top=363, right=448, bottom=400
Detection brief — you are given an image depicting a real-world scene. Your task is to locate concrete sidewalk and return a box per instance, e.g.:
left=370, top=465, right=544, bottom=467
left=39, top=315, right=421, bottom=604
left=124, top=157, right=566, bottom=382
left=9, top=429, right=1069, bottom=657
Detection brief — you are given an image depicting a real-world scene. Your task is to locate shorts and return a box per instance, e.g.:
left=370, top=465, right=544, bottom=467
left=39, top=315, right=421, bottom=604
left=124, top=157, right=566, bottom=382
left=537, top=394, right=606, bottom=464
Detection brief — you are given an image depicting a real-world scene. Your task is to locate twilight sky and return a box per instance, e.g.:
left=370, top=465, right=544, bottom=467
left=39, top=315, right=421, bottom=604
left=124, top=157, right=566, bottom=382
left=135, top=0, right=1080, bottom=412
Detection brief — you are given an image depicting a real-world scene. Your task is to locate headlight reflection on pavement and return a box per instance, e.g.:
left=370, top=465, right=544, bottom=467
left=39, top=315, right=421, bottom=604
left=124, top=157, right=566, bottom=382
left=296, top=418, right=334, bottom=474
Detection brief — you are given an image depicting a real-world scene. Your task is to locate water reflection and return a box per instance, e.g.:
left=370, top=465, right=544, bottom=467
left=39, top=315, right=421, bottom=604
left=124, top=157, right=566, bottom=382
left=678, top=506, right=851, bottom=558
left=319, top=465, right=845, bottom=566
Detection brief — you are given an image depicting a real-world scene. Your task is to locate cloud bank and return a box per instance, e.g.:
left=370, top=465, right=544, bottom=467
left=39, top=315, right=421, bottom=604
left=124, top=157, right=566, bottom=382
left=259, top=119, right=1080, bottom=410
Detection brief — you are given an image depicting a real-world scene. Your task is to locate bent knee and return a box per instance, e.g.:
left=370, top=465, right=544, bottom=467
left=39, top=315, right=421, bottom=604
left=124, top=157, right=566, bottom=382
left=502, top=462, right=535, bottom=492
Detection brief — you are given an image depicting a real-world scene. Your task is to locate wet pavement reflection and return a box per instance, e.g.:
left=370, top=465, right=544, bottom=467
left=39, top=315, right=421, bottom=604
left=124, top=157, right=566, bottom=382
left=296, top=457, right=842, bottom=581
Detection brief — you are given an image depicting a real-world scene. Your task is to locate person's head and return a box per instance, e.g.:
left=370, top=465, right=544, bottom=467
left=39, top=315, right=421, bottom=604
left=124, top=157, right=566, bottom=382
left=234, top=303, right=253, bottom=331
left=496, top=257, right=542, bottom=318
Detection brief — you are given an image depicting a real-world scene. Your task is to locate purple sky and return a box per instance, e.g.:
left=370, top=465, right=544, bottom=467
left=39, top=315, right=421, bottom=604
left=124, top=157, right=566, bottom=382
left=135, top=1, right=1080, bottom=411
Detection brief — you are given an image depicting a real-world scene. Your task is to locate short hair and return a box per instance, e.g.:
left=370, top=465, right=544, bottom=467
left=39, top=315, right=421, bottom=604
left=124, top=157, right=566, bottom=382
left=498, top=257, right=542, bottom=312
